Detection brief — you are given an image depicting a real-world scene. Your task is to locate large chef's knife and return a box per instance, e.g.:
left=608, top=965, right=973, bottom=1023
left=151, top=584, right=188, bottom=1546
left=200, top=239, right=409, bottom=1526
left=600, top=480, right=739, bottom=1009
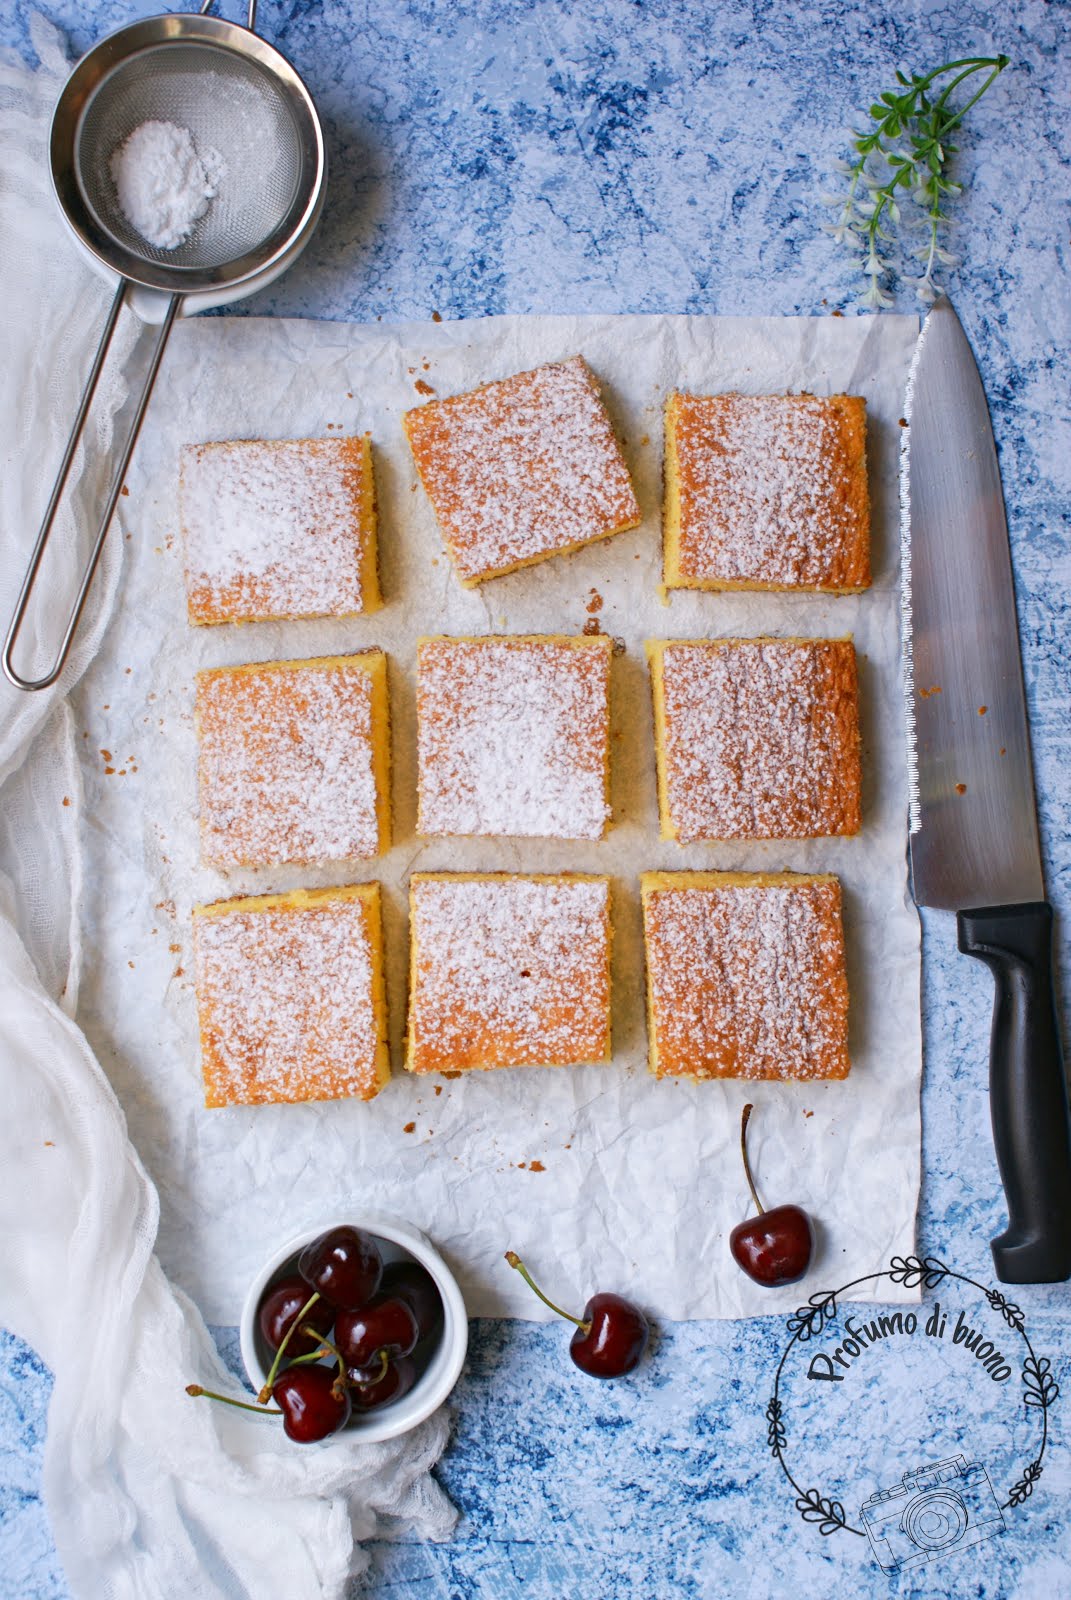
left=903, top=295, right=1071, bottom=1284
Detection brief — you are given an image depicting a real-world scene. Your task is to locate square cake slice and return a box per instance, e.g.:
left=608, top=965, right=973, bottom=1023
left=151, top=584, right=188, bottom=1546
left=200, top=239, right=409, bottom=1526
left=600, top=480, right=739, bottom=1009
left=416, top=634, right=612, bottom=840
left=641, top=871, right=850, bottom=1081
left=647, top=637, right=861, bottom=841
left=663, top=392, right=870, bottom=592
left=406, top=873, right=612, bottom=1073
left=195, top=651, right=390, bottom=869
left=180, top=435, right=381, bottom=625
left=192, top=884, right=390, bottom=1106
left=403, top=356, right=640, bottom=586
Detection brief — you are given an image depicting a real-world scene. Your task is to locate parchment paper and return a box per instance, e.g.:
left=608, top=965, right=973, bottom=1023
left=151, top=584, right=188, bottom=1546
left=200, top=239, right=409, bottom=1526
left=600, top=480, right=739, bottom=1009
left=72, top=311, right=922, bottom=1322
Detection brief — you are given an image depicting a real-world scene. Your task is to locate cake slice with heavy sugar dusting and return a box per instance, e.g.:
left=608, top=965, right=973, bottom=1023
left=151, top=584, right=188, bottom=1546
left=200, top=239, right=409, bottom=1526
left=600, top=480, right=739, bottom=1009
left=647, top=636, right=861, bottom=842
left=416, top=634, right=612, bottom=840
left=193, top=884, right=390, bottom=1107
left=641, top=871, right=850, bottom=1082
left=195, top=651, right=391, bottom=870
left=663, top=392, right=870, bottom=592
left=406, top=873, right=613, bottom=1073
left=180, top=435, right=380, bottom=625
left=404, top=356, right=640, bottom=586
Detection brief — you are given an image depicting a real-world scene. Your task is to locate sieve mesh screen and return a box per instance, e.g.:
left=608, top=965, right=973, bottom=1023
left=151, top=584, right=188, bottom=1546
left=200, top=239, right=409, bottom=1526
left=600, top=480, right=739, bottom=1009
left=75, top=42, right=303, bottom=270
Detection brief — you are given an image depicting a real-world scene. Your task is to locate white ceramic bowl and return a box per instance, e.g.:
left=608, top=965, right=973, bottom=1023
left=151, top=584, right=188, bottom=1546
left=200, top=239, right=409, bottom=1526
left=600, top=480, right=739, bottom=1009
left=239, top=1213, right=468, bottom=1444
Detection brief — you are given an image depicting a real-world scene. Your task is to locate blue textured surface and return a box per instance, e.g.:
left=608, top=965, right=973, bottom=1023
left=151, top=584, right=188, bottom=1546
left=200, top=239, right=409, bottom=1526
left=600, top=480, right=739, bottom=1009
left=2, top=0, right=1070, bottom=1595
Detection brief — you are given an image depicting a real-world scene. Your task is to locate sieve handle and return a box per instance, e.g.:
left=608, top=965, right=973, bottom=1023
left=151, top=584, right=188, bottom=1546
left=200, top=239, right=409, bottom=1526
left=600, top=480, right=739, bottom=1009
left=2, top=283, right=180, bottom=693
left=199, top=0, right=260, bottom=34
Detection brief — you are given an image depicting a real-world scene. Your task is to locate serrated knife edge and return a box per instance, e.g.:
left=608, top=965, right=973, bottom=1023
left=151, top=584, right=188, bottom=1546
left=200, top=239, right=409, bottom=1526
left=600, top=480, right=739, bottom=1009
left=899, top=310, right=928, bottom=838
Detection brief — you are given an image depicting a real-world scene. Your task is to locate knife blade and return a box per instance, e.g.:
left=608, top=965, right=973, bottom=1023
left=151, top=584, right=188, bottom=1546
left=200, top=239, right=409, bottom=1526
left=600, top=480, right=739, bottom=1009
left=903, top=294, right=1071, bottom=1283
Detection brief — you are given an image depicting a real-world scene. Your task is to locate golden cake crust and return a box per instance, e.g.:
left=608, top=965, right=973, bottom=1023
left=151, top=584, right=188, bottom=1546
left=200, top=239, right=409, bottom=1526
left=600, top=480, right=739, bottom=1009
left=641, top=871, right=850, bottom=1082
left=192, top=885, right=390, bottom=1107
left=195, top=651, right=391, bottom=869
left=405, top=872, right=612, bottom=1073
left=647, top=636, right=861, bottom=841
left=415, top=634, right=612, bottom=840
left=663, top=392, right=870, bottom=592
left=181, top=435, right=381, bottom=625
left=404, top=356, right=640, bottom=586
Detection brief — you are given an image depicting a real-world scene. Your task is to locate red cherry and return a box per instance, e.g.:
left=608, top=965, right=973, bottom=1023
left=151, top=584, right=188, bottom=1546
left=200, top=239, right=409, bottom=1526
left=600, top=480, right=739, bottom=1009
left=298, top=1226, right=383, bottom=1311
left=505, top=1252, right=649, bottom=1380
left=380, top=1261, right=443, bottom=1343
left=336, top=1294, right=419, bottom=1369
left=348, top=1354, right=418, bottom=1411
left=730, top=1204, right=815, bottom=1286
left=569, top=1293, right=649, bottom=1379
left=258, top=1273, right=336, bottom=1357
left=272, top=1365, right=351, bottom=1443
left=729, top=1104, right=815, bottom=1287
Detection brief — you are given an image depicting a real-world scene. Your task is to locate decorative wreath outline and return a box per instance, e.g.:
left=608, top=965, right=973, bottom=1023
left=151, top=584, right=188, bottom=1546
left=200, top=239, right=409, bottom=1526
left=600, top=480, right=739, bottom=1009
left=765, top=1254, right=1059, bottom=1538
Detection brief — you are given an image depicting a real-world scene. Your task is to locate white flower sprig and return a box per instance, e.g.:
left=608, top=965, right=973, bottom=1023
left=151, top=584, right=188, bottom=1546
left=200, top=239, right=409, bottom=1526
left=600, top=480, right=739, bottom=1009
left=822, top=55, right=1009, bottom=308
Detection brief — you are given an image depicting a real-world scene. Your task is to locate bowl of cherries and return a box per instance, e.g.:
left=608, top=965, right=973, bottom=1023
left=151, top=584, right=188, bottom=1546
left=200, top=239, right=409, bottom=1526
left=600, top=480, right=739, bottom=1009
left=237, top=1214, right=468, bottom=1445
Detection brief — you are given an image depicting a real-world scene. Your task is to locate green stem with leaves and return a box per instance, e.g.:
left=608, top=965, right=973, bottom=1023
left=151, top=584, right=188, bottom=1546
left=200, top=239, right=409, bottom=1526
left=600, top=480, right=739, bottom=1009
left=823, top=55, right=1008, bottom=307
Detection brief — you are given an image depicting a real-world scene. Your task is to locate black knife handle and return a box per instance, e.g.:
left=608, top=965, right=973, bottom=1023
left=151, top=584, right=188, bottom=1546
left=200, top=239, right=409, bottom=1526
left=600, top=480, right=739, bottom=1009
left=958, top=902, right=1071, bottom=1283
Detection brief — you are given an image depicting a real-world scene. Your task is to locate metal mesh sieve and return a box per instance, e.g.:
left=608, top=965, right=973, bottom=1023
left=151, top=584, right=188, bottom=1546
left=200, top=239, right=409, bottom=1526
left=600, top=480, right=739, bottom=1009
left=76, top=42, right=303, bottom=272
left=4, top=9, right=326, bottom=691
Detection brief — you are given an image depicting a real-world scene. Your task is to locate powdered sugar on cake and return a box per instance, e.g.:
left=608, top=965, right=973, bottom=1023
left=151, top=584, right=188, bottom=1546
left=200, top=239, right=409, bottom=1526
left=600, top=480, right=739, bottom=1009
left=193, top=895, right=380, bottom=1104
left=180, top=438, right=371, bottom=622
left=658, top=640, right=860, bottom=840
left=409, top=876, right=611, bottom=1071
left=645, top=880, right=849, bottom=1080
left=196, top=659, right=381, bottom=868
left=405, top=357, right=640, bottom=584
left=417, top=637, right=611, bottom=840
left=672, top=393, right=868, bottom=587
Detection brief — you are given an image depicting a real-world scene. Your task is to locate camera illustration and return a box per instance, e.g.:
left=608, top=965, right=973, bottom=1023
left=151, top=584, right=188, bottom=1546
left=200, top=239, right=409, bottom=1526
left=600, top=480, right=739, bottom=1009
left=861, top=1455, right=1006, bottom=1572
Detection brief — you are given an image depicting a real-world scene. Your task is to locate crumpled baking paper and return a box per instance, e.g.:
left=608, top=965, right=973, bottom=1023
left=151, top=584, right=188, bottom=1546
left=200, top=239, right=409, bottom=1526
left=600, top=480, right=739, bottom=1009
left=72, top=309, right=922, bottom=1322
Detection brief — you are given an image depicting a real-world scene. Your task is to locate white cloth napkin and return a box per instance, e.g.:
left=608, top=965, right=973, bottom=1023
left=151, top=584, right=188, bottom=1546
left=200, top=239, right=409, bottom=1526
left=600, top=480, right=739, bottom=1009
left=0, top=19, right=456, bottom=1599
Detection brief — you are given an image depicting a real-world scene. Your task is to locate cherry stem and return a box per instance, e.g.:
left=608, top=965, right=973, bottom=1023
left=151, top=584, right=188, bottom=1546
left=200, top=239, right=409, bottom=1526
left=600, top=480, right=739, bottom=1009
left=258, top=1290, right=321, bottom=1403
left=354, top=1349, right=390, bottom=1389
left=186, top=1384, right=282, bottom=1417
left=505, top=1251, right=588, bottom=1331
left=740, top=1103, right=766, bottom=1216
left=312, top=1333, right=349, bottom=1398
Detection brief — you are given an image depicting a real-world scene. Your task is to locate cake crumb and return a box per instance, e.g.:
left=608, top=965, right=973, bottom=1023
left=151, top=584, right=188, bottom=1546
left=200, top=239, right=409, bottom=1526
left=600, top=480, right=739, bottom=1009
left=955, top=783, right=967, bottom=795
left=414, top=378, right=435, bottom=396
left=403, top=1121, right=416, bottom=1133
left=582, top=616, right=602, bottom=636
left=432, top=310, right=443, bottom=322
left=585, top=589, right=604, bottom=614
left=62, top=796, right=70, bottom=807
left=529, top=1159, right=546, bottom=1172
